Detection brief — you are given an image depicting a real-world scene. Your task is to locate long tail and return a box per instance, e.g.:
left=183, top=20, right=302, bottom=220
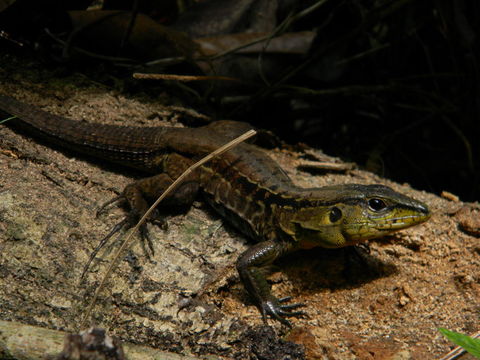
left=0, top=94, right=175, bottom=170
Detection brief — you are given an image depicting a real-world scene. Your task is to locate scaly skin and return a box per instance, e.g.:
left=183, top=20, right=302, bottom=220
left=0, top=94, right=431, bottom=325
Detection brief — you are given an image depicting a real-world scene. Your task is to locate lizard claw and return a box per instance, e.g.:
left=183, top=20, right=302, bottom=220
left=80, top=216, right=128, bottom=281
left=139, top=222, right=155, bottom=258
left=96, top=195, right=124, bottom=218
left=82, top=201, right=166, bottom=281
left=260, top=296, right=306, bottom=327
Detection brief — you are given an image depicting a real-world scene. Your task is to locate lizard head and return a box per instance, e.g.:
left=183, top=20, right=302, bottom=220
left=284, top=184, right=430, bottom=249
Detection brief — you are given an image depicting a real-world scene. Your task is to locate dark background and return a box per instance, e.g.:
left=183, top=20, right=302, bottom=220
left=0, top=0, right=478, bottom=201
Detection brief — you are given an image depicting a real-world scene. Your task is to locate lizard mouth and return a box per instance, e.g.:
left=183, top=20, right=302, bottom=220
left=372, top=212, right=431, bottom=230
left=342, top=212, right=431, bottom=242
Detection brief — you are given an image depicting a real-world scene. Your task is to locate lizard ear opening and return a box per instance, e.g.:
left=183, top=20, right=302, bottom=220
left=329, top=207, right=342, bottom=222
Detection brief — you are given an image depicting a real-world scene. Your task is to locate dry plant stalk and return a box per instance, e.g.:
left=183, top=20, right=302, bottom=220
left=133, top=72, right=240, bottom=82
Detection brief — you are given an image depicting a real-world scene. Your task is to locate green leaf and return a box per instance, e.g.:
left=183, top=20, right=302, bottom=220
left=439, top=328, right=480, bottom=359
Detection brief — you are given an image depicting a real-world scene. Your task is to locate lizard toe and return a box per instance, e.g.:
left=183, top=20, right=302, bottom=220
left=261, top=297, right=306, bottom=327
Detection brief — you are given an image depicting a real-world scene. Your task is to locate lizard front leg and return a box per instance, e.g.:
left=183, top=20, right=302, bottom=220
left=104, top=152, right=200, bottom=234
left=236, top=240, right=305, bottom=326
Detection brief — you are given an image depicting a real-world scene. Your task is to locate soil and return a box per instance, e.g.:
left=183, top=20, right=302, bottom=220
left=0, top=51, right=479, bottom=360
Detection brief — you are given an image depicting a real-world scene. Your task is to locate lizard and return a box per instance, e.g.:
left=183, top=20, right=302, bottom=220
left=0, top=93, right=431, bottom=325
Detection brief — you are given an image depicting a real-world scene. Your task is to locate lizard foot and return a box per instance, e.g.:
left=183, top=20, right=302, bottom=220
left=261, top=296, right=306, bottom=327
left=81, top=198, right=166, bottom=281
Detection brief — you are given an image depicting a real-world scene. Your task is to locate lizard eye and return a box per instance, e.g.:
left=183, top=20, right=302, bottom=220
left=329, top=207, right=342, bottom=222
left=368, top=198, right=387, bottom=212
